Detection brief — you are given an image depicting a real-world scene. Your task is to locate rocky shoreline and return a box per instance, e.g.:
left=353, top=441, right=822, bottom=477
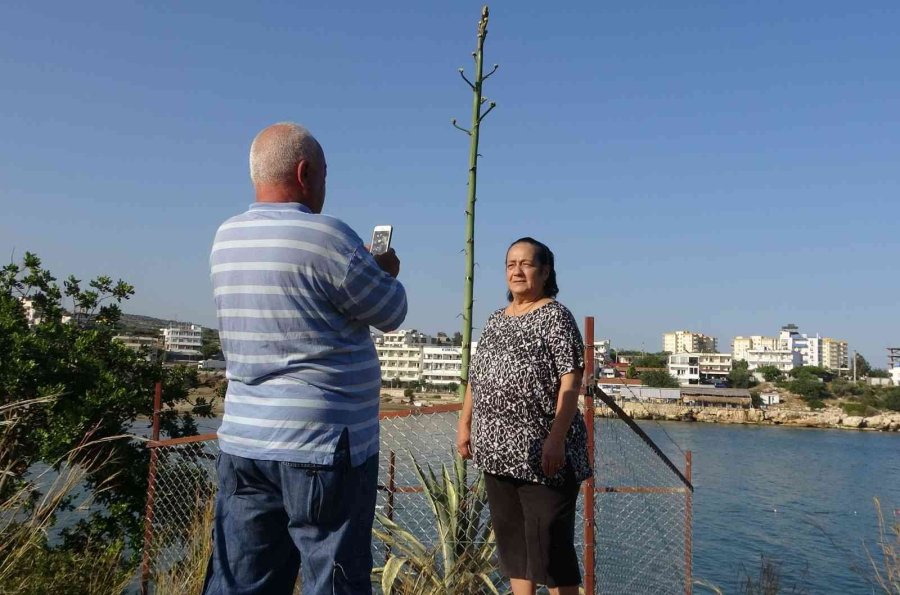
left=600, top=402, right=900, bottom=432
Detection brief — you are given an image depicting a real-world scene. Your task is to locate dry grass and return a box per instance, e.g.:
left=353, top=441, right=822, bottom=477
left=151, top=497, right=215, bottom=595
left=0, top=397, right=133, bottom=595
left=868, top=497, right=900, bottom=594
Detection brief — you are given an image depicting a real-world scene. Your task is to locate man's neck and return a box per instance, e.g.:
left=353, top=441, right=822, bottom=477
left=254, top=184, right=314, bottom=209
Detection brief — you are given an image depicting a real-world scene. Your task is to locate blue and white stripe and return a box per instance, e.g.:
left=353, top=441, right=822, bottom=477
left=210, top=202, right=407, bottom=466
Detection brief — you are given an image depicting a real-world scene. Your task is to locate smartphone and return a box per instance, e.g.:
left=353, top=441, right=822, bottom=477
left=371, top=225, right=393, bottom=255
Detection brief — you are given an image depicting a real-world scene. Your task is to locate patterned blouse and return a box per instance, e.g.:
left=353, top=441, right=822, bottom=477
left=470, top=300, right=592, bottom=486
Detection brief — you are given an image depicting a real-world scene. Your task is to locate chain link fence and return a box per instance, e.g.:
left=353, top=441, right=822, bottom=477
left=141, top=398, right=692, bottom=594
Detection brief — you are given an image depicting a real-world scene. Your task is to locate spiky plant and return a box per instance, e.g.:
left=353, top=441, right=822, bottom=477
left=372, top=453, right=500, bottom=595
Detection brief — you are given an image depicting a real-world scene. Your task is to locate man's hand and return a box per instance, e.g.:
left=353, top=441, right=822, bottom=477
left=371, top=247, right=400, bottom=278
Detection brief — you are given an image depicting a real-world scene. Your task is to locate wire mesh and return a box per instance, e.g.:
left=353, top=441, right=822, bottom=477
left=142, top=402, right=692, bottom=594
left=593, top=401, right=693, bottom=595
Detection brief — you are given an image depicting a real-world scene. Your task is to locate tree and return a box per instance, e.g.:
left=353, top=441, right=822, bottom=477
left=631, top=353, right=668, bottom=368
left=789, top=365, right=833, bottom=382
left=0, top=253, right=205, bottom=552
left=729, top=360, right=757, bottom=389
left=854, top=353, right=872, bottom=378
left=787, top=376, right=831, bottom=402
left=868, top=368, right=891, bottom=379
left=625, top=365, right=638, bottom=379
left=201, top=328, right=222, bottom=359
left=640, top=370, right=680, bottom=388
left=756, top=365, right=784, bottom=383
left=452, top=332, right=463, bottom=347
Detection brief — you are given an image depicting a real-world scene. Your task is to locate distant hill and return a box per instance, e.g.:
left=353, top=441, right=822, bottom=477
left=119, top=312, right=216, bottom=337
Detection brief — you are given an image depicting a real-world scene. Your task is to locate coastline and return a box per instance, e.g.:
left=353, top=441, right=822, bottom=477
left=599, top=402, right=900, bottom=432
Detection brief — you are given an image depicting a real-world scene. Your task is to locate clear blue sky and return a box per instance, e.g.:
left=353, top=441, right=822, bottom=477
left=2, top=1, right=898, bottom=365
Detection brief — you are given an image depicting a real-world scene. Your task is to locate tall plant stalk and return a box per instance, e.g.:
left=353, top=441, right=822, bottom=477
left=453, top=5, right=498, bottom=400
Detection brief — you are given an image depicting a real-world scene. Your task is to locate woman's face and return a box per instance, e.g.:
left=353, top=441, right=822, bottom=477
left=506, top=242, right=549, bottom=301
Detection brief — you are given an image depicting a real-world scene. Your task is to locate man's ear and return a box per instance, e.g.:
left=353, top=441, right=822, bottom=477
left=296, top=159, right=311, bottom=193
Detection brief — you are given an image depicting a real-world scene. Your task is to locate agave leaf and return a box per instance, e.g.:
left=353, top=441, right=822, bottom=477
left=475, top=571, right=502, bottom=595
left=380, top=555, right=409, bottom=595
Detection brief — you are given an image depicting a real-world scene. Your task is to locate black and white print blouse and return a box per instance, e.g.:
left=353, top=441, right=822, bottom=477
left=470, top=300, right=592, bottom=486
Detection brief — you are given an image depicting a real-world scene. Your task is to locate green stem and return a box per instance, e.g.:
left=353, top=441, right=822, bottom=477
left=458, top=6, right=490, bottom=401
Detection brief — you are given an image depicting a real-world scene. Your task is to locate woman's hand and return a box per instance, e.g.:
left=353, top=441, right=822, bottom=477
left=456, top=420, right=472, bottom=459
left=541, top=435, right=565, bottom=476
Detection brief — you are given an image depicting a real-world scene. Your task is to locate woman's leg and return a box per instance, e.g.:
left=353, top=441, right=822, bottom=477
left=548, top=586, right=579, bottom=595
left=510, top=578, right=536, bottom=595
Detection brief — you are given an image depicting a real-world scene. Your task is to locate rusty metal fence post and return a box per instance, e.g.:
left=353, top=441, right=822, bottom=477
left=583, top=316, right=597, bottom=594
left=139, top=381, right=162, bottom=595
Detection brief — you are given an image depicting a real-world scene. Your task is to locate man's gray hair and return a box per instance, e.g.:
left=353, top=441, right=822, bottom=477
left=249, top=122, right=323, bottom=184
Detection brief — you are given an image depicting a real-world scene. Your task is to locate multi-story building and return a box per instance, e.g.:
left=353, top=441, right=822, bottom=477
left=420, top=343, right=478, bottom=387
left=668, top=353, right=733, bottom=385
left=592, top=340, right=611, bottom=371
left=663, top=330, right=717, bottom=354
left=161, top=323, right=203, bottom=355
left=668, top=354, right=700, bottom=385
left=376, top=329, right=434, bottom=384
left=821, top=338, right=849, bottom=372
left=745, top=348, right=801, bottom=372
left=19, top=297, right=72, bottom=326
left=737, top=325, right=847, bottom=371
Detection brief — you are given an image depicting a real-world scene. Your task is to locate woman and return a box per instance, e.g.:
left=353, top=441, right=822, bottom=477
left=457, top=237, right=591, bottom=595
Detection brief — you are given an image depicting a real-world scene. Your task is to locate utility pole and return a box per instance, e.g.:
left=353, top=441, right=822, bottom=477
left=454, top=5, right=499, bottom=400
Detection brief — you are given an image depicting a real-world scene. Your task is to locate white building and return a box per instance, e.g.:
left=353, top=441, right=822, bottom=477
left=668, top=352, right=733, bottom=385
left=890, top=366, right=900, bottom=386
left=668, top=354, right=700, bottom=385
left=376, top=329, right=434, bottom=384
left=736, top=325, right=847, bottom=371
left=663, top=330, right=717, bottom=354
left=732, top=335, right=780, bottom=363
left=745, top=348, right=801, bottom=372
left=420, top=344, right=478, bottom=387
left=161, top=323, right=203, bottom=354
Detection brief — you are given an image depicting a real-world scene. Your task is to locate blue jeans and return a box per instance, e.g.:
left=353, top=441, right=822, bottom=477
left=202, top=445, right=378, bottom=595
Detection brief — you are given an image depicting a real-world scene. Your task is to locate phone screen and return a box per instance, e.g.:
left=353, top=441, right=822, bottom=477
left=371, top=229, right=391, bottom=255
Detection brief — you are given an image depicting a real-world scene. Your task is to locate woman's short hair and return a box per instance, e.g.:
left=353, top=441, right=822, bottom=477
left=505, top=237, right=560, bottom=301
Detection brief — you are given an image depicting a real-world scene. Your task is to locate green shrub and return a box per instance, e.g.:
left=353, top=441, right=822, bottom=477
left=841, top=402, right=868, bottom=416
left=807, top=399, right=826, bottom=410
left=883, top=390, right=900, bottom=412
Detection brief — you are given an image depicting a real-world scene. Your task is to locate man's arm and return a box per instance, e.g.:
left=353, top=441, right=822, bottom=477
left=331, top=245, right=407, bottom=332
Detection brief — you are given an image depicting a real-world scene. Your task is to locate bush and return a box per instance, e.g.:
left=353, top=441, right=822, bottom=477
left=757, top=365, right=784, bottom=382
left=788, top=377, right=831, bottom=402
left=841, top=402, right=868, bottom=416
left=807, top=399, right=826, bottom=410
left=883, top=389, right=900, bottom=412
left=640, top=370, right=680, bottom=388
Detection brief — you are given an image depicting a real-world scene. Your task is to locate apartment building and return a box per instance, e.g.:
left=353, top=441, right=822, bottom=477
left=668, top=352, right=733, bottom=385
left=375, top=328, right=434, bottom=384
left=821, top=337, right=849, bottom=371
left=890, top=366, right=900, bottom=386
left=663, top=330, right=717, bottom=354
left=161, top=323, right=203, bottom=354
left=745, top=348, right=801, bottom=372
left=732, top=336, right=780, bottom=362
left=420, top=343, right=479, bottom=387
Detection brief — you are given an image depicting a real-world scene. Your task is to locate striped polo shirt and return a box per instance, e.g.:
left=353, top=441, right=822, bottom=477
left=210, top=202, right=407, bottom=466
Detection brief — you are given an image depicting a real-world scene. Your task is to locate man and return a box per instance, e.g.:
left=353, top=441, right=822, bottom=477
left=203, top=122, right=407, bottom=594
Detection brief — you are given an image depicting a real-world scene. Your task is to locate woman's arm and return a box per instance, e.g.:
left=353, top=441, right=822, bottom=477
left=456, top=381, right=474, bottom=459
left=542, top=370, right=583, bottom=476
